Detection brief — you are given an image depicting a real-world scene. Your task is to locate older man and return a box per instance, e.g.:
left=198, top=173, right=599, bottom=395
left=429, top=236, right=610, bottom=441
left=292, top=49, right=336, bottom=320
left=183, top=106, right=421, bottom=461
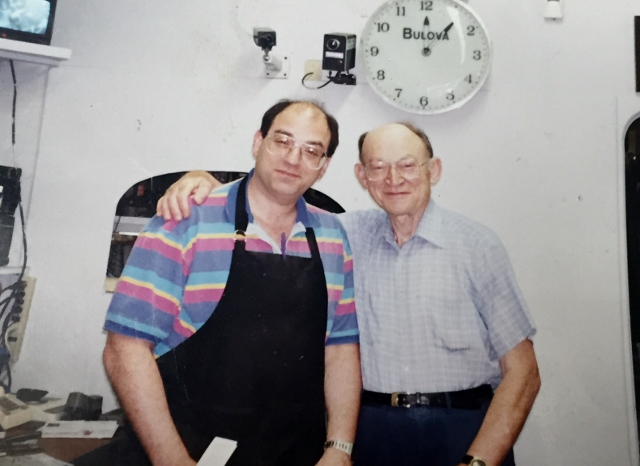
left=86, top=100, right=360, bottom=466
left=157, top=122, right=540, bottom=466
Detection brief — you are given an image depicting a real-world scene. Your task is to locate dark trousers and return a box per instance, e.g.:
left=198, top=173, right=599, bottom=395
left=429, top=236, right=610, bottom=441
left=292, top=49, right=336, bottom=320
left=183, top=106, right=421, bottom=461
left=73, top=421, right=324, bottom=466
left=352, top=402, right=516, bottom=466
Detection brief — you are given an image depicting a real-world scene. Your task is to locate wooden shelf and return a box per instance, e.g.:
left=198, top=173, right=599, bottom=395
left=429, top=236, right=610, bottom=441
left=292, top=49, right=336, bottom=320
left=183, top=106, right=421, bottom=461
left=0, top=38, right=71, bottom=66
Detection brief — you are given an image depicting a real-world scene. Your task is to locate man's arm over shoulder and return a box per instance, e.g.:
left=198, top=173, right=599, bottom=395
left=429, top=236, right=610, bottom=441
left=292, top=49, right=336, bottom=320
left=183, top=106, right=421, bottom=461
left=337, top=209, right=382, bottom=241
left=337, top=209, right=385, bottom=277
left=157, top=171, right=221, bottom=221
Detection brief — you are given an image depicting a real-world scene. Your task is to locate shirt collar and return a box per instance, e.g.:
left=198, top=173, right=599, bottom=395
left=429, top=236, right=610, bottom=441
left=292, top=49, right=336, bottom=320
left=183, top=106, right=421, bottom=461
left=381, top=199, right=448, bottom=249
left=414, top=200, right=447, bottom=248
left=224, top=169, right=318, bottom=228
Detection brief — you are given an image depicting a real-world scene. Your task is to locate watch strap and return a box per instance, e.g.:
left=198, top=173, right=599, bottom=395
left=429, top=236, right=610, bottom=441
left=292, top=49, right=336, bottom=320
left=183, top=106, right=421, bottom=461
left=324, top=439, right=353, bottom=456
left=461, top=454, right=487, bottom=466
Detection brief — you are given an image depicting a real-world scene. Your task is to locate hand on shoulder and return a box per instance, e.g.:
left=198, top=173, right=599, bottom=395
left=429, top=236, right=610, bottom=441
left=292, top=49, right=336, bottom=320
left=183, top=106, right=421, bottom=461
left=157, top=171, right=221, bottom=221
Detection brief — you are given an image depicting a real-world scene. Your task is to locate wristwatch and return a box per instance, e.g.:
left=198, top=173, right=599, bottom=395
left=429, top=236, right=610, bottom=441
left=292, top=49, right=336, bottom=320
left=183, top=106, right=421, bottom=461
left=461, top=454, right=487, bottom=466
left=324, top=439, right=353, bottom=457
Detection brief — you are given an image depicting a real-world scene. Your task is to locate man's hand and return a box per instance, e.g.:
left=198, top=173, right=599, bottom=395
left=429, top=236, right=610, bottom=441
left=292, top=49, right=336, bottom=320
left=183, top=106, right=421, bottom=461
left=315, top=446, right=352, bottom=465
left=156, top=171, right=221, bottom=221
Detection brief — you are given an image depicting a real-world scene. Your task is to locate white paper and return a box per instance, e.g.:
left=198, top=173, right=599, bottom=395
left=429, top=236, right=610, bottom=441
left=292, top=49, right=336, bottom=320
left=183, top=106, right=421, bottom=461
left=197, top=437, right=237, bottom=466
left=39, top=420, right=119, bottom=438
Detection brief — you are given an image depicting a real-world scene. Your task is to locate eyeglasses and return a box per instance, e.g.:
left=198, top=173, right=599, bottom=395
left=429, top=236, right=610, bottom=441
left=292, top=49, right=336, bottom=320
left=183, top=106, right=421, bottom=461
left=363, top=159, right=429, bottom=181
left=263, top=133, right=328, bottom=170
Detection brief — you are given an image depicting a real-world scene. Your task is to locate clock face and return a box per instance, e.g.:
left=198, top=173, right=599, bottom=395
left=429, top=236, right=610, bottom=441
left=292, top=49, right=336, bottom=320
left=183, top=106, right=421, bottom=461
left=361, top=0, right=492, bottom=114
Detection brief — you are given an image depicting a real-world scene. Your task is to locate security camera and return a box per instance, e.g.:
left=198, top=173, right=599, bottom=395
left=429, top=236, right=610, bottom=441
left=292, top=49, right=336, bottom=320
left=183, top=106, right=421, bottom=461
left=322, top=33, right=356, bottom=72
left=253, top=27, right=277, bottom=53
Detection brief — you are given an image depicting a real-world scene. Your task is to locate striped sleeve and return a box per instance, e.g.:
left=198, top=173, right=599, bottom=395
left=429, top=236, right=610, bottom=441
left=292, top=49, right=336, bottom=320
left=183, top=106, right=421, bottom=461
left=104, top=215, right=190, bottom=344
left=323, top=218, right=359, bottom=346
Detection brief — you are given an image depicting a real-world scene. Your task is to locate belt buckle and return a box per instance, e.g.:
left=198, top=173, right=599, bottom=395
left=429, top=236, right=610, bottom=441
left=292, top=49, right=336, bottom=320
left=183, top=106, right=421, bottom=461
left=391, top=392, right=412, bottom=408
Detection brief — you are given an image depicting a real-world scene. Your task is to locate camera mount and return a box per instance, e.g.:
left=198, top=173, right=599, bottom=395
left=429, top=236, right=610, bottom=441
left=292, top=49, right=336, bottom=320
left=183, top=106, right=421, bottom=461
left=252, top=27, right=288, bottom=79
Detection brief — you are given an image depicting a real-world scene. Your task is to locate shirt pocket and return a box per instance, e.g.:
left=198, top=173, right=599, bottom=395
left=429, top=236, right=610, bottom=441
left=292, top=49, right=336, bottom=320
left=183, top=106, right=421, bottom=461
left=429, top=316, right=473, bottom=352
left=426, top=293, right=476, bottom=352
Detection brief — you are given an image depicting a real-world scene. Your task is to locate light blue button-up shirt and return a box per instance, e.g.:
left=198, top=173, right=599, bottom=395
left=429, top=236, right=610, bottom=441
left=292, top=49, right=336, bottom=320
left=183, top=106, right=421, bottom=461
left=339, top=201, right=536, bottom=393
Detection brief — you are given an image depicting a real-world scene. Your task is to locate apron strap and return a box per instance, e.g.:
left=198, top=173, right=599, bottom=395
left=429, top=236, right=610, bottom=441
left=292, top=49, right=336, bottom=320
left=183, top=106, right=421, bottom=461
left=235, top=176, right=320, bottom=263
left=305, top=227, right=320, bottom=261
left=235, top=176, right=250, bottom=233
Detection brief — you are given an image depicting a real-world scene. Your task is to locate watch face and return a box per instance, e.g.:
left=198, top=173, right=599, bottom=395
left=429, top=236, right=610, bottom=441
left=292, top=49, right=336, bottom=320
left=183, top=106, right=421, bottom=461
left=361, top=0, right=492, bottom=114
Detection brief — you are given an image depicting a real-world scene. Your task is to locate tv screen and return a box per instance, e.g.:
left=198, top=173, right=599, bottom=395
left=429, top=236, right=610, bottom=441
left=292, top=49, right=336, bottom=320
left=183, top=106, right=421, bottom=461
left=0, top=0, right=57, bottom=45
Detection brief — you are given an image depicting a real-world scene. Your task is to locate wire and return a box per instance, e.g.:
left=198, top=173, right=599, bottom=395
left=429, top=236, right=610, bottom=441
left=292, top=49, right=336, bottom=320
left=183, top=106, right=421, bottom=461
left=301, top=71, right=335, bottom=90
left=0, top=60, right=29, bottom=392
left=10, top=60, right=16, bottom=148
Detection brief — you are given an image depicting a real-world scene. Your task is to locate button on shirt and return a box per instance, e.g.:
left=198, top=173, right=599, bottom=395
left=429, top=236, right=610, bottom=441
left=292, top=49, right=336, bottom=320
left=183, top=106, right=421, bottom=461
left=339, top=201, right=535, bottom=393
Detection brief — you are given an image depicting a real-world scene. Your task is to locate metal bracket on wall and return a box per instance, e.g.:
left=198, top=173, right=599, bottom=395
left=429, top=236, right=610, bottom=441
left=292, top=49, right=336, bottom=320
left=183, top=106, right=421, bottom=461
left=263, top=53, right=289, bottom=79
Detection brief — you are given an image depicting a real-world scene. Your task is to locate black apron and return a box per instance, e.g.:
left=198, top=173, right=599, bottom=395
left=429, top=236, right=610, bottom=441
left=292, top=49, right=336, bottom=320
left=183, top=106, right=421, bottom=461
left=156, top=176, right=329, bottom=465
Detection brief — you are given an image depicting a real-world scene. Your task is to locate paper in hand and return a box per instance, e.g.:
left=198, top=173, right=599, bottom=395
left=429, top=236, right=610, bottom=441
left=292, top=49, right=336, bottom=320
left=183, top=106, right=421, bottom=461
left=197, top=437, right=237, bottom=466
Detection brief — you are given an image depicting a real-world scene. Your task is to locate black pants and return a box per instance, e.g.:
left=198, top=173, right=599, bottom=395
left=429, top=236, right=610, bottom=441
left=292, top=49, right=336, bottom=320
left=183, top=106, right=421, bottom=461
left=352, top=402, right=516, bottom=466
left=74, top=419, right=324, bottom=466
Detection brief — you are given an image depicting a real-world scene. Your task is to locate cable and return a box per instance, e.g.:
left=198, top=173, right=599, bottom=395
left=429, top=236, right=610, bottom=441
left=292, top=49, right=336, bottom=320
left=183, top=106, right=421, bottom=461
left=301, top=71, right=356, bottom=89
left=10, top=60, right=17, bottom=148
left=301, top=71, right=335, bottom=90
left=0, top=60, right=29, bottom=392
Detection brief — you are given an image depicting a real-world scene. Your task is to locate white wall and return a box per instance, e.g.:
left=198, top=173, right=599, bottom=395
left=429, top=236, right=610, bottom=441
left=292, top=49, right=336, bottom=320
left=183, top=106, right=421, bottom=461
left=3, top=0, right=639, bottom=464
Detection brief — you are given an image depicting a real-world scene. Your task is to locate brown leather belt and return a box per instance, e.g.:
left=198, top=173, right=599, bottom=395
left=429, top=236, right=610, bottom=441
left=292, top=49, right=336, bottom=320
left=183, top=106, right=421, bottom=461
left=361, top=385, right=493, bottom=410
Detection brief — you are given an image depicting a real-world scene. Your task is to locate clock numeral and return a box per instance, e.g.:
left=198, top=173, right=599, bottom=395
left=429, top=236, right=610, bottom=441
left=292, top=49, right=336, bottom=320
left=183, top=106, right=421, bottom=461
left=420, top=96, right=429, bottom=107
left=446, top=92, right=455, bottom=101
left=465, top=74, right=472, bottom=83
left=473, top=50, right=482, bottom=60
left=376, top=22, right=390, bottom=32
left=377, top=70, right=386, bottom=80
left=370, top=46, right=379, bottom=56
left=420, top=1, right=433, bottom=10
left=395, top=88, right=402, bottom=98
left=467, top=26, right=476, bottom=36
left=396, top=5, right=405, bottom=16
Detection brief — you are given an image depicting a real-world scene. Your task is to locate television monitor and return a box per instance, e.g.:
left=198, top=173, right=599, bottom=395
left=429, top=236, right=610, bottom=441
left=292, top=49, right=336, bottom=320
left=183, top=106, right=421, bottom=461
left=0, top=0, right=57, bottom=45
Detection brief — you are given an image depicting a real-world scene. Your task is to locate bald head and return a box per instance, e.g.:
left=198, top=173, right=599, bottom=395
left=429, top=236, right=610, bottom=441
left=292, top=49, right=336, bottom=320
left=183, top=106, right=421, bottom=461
left=358, top=122, right=433, bottom=163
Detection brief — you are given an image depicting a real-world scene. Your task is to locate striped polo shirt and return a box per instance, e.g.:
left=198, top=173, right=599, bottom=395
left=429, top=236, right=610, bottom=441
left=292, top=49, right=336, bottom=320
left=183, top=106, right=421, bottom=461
left=104, top=173, right=358, bottom=357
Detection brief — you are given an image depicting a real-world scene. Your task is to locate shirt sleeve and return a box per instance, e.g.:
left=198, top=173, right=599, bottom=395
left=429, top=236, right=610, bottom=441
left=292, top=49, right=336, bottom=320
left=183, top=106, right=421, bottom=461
left=325, top=218, right=359, bottom=346
left=337, top=209, right=376, bottom=262
left=474, top=232, right=536, bottom=359
left=104, top=215, right=188, bottom=345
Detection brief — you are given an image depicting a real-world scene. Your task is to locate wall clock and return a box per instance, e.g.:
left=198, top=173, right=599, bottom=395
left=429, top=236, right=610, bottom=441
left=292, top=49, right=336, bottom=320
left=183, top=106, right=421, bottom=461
left=361, top=0, right=492, bottom=114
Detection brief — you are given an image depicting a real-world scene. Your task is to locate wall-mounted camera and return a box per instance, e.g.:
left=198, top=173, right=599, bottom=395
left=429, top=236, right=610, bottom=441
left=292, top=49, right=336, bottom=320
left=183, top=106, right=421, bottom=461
left=253, top=27, right=277, bottom=54
left=252, top=27, right=288, bottom=79
left=322, top=33, right=356, bottom=72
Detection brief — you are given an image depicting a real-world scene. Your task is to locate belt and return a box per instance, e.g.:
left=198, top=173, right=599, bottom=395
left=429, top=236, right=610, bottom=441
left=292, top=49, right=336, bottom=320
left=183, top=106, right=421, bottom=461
left=361, top=385, right=493, bottom=410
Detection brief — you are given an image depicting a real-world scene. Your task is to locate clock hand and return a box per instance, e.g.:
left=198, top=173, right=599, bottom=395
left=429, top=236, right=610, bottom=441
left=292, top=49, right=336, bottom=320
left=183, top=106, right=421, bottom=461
left=423, top=21, right=454, bottom=54
left=441, top=22, right=454, bottom=36
left=422, top=16, right=431, bottom=57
